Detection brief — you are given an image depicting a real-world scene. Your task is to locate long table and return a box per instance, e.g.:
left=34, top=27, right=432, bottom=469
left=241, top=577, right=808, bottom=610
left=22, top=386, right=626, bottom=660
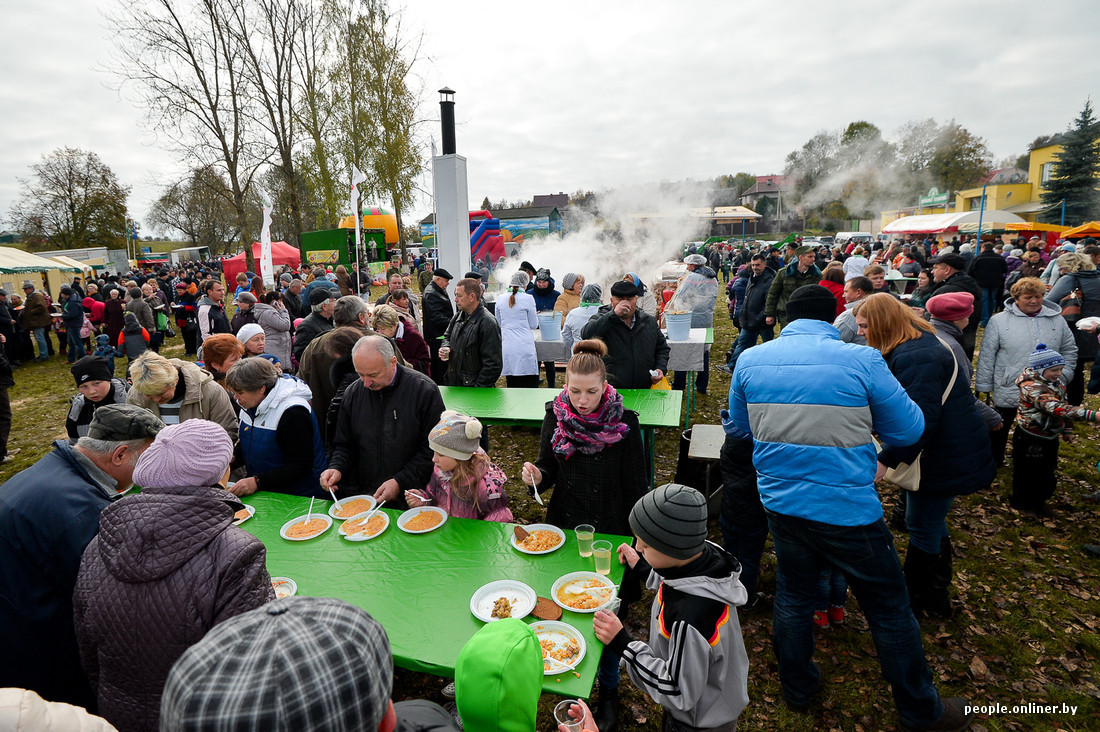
left=439, top=386, right=682, bottom=486
left=239, top=491, right=628, bottom=698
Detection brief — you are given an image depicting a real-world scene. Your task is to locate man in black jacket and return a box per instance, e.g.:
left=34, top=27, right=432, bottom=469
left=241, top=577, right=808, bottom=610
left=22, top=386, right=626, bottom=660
left=967, top=242, right=1009, bottom=326
left=930, top=252, right=982, bottom=360
left=581, top=280, right=670, bottom=389
left=718, top=254, right=775, bottom=374
left=291, top=288, right=336, bottom=364
left=440, top=278, right=501, bottom=389
left=421, top=268, right=454, bottom=384
left=321, top=335, right=445, bottom=506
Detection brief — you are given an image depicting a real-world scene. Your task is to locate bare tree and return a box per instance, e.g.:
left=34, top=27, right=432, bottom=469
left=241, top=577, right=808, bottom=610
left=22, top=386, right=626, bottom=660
left=357, top=0, right=425, bottom=263
left=9, top=147, right=130, bottom=251
left=110, top=0, right=263, bottom=274
left=293, top=1, right=342, bottom=227
left=148, top=166, right=241, bottom=254
left=228, top=0, right=307, bottom=250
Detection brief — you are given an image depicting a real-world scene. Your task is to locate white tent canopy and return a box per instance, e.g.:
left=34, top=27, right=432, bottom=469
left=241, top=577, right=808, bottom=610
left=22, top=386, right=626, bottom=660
left=881, top=210, right=1026, bottom=235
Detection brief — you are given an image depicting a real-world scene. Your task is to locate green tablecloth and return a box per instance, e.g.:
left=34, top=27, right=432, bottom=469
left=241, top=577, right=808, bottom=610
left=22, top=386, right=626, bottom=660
left=239, top=491, right=628, bottom=698
left=439, top=386, right=682, bottom=428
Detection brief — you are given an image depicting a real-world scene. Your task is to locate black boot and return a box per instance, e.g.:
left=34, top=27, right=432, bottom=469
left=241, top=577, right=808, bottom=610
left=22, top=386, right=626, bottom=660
left=888, top=491, right=908, bottom=531
left=903, top=544, right=936, bottom=619
left=594, top=685, right=620, bottom=732
left=926, top=536, right=958, bottom=618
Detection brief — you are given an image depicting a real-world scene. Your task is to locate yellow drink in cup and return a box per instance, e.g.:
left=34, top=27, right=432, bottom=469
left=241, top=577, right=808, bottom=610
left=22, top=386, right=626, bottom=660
left=575, top=524, right=594, bottom=557
left=593, top=540, right=613, bottom=575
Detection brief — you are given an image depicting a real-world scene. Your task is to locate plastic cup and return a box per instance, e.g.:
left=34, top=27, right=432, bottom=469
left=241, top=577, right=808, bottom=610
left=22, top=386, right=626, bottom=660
left=553, top=699, right=584, bottom=732
left=575, top=525, right=595, bottom=557
left=593, top=540, right=613, bottom=575
left=600, top=595, right=622, bottom=614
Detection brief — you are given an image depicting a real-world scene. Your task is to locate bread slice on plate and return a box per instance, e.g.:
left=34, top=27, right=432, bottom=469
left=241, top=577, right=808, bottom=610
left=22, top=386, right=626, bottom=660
left=532, top=596, right=562, bottom=621
left=513, top=525, right=530, bottom=542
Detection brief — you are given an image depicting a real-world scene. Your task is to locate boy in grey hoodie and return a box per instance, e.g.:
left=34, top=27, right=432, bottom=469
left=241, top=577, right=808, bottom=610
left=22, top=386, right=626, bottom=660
left=594, top=484, right=749, bottom=732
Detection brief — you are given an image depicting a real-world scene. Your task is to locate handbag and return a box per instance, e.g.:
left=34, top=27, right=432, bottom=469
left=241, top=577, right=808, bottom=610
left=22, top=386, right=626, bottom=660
left=1059, top=276, right=1082, bottom=321
left=79, top=316, right=95, bottom=339
left=877, top=338, right=959, bottom=492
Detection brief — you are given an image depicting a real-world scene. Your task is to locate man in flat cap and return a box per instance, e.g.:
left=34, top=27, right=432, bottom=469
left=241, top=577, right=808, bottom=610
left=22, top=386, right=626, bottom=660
left=0, top=403, right=164, bottom=708
left=582, top=279, right=670, bottom=389
left=421, top=267, right=455, bottom=384
left=928, top=252, right=981, bottom=359
left=764, top=245, right=822, bottom=329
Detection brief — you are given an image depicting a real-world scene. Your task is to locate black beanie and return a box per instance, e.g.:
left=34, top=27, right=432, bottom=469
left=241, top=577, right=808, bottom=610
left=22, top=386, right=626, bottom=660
left=785, top=285, right=838, bottom=323
left=629, top=484, right=708, bottom=560
left=71, top=356, right=114, bottom=386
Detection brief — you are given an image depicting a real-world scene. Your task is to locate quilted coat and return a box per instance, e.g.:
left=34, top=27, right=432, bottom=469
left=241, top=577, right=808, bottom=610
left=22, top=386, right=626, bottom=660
left=974, top=300, right=1077, bottom=408
left=73, top=485, right=274, bottom=732
left=251, top=301, right=292, bottom=366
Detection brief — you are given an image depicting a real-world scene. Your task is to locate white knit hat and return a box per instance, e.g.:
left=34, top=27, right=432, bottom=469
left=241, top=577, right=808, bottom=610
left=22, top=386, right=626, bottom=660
left=236, top=324, right=264, bottom=345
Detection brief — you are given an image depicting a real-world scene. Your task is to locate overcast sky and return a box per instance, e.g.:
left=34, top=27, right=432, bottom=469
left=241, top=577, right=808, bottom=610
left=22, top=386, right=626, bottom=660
left=1, top=0, right=1097, bottom=236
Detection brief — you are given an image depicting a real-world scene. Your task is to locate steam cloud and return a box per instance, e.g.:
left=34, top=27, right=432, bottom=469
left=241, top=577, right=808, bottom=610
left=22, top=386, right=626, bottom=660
left=491, top=180, right=714, bottom=299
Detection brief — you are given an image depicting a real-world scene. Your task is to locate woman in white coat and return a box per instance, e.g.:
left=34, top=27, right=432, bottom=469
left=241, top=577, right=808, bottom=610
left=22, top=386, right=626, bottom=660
left=497, top=271, right=540, bottom=387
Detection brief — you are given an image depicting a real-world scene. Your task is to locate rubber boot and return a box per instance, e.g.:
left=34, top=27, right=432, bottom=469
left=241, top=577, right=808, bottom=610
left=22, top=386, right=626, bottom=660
left=888, top=491, right=908, bottom=532
left=594, top=685, right=620, bottom=732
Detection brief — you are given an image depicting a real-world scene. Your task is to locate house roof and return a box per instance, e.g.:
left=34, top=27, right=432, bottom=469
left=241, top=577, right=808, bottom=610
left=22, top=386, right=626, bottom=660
left=494, top=206, right=560, bottom=220
left=532, top=193, right=569, bottom=208
left=742, top=178, right=788, bottom=196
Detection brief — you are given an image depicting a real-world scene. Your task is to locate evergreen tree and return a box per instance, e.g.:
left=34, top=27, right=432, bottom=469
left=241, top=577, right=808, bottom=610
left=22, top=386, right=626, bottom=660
left=1040, top=100, right=1100, bottom=224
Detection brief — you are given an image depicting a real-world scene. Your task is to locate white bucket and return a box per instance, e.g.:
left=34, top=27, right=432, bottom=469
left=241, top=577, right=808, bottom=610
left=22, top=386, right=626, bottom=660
left=665, top=311, right=693, bottom=341
left=537, top=311, right=561, bottom=341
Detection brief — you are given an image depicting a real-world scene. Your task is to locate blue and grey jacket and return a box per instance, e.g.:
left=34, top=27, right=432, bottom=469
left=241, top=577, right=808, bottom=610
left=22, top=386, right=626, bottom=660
left=727, top=319, right=925, bottom=526
left=238, top=375, right=327, bottom=497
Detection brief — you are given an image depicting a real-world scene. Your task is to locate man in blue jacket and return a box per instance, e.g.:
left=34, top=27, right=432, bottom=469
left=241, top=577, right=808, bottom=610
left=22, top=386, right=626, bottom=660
left=727, top=285, right=973, bottom=732
left=0, top=404, right=162, bottom=709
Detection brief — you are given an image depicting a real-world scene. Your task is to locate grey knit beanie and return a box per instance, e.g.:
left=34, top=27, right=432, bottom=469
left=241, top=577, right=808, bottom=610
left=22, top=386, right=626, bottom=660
left=562, top=272, right=579, bottom=290
left=629, top=484, right=708, bottom=560
left=428, top=410, right=483, bottom=461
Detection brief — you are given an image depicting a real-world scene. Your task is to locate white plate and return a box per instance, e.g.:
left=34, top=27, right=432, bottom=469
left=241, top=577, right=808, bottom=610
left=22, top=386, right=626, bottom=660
left=231, top=503, right=255, bottom=526
left=530, top=620, right=587, bottom=675
left=509, top=524, right=566, bottom=555
left=550, top=572, right=616, bottom=614
left=339, top=511, right=390, bottom=541
left=469, top=580, right=536, bottom=622
left=397, top=506, right=448, bottom=534
left=279, top=513, right=333, bottom=541
left=271, top=577, right=297, bottom=599
left=329, top=495, right=377, bottom=520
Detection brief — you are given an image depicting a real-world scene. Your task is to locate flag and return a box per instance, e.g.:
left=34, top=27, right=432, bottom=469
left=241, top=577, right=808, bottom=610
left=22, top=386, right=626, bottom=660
left=779, top=233, right=796, bottom=246
left=431, top=137, right=438, bottom=158
left=350, top=167, right=366, bottom=272
left=259, top=189, right=274, bottom=287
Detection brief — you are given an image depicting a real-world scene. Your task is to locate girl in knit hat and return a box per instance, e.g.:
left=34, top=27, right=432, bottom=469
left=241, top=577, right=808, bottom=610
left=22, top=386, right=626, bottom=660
left=1012, top=344, right=1100, bottom=516
left=406, top=411, right=512, bottom=522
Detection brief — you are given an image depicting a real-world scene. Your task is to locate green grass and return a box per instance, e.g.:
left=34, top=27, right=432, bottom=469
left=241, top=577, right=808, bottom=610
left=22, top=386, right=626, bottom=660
left=3, top=285, right=1098, bottom=731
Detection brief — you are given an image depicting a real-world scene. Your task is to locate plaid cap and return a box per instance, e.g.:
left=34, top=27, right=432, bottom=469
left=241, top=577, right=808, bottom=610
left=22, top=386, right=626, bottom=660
left=161, top=597, right=392, bottom=732
left=86, top=404, right=164, bottom=441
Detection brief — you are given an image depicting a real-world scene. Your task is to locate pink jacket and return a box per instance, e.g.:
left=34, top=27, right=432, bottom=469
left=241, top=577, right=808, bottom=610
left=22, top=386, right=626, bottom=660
left=421, top=449, right=513, bottom=522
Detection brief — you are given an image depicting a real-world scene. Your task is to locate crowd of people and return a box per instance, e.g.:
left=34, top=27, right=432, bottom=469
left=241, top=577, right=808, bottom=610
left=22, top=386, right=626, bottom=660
left=0, top=234, right=1096, bottom=732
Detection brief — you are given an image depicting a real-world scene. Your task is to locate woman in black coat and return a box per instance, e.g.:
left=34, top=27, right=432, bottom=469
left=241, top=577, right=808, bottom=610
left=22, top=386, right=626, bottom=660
left=855, top=293, right=994, bottom=619
left=520, top=338, right=648, bottom=725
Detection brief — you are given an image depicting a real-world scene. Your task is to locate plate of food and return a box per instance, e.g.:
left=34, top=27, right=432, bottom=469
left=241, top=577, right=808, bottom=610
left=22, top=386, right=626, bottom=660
left=530, top=620, right=586, bottom=675
left=271, top=577, right=297, bottom=599
left=339, top=511, right=389, bottom=541
left=469, top=580, right=536, bottom=623
left=279, top=513, right=333, bottom=541
left=510, top=524, right=566, bottom=555
left=231, top=504, right=255, bottom=526
left=551, top=572, right=616, bottom=613
left=397, top=506, right=448, bottom=534
left=329, top=495, right=376, bottom=520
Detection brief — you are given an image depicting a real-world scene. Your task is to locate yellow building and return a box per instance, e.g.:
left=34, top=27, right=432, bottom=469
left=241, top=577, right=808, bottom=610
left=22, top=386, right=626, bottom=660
left=953, top=143, right=1067, bottom=222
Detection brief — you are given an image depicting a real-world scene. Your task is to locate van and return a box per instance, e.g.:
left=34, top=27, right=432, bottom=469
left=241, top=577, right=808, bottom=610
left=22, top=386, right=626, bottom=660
left=834, top=232, right=874, bottom=248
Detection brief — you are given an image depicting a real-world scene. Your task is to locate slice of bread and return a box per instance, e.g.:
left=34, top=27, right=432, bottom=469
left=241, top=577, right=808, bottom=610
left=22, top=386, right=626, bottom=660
left=532, top=596, right=562, bottom=621
left=513, top=525, right=530, bottom=542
